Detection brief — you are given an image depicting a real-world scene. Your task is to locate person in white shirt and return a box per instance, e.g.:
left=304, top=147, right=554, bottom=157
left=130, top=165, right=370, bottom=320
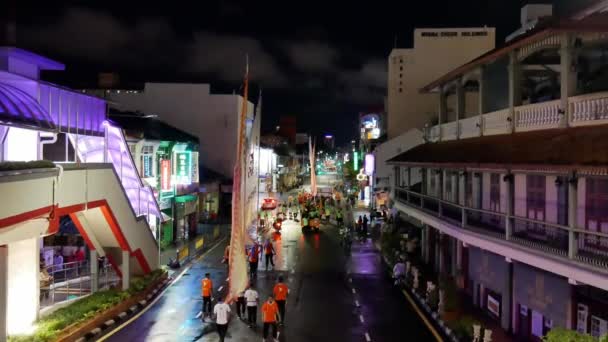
left=244, top=285, right=259, bottom=328
left=213, top=297, right=231, bottom=342
left=393, top=258, right=407, bottom=286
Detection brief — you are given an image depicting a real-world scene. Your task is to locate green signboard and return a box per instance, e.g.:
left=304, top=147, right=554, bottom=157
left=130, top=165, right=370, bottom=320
left=175, top=151, right=192, bottom=184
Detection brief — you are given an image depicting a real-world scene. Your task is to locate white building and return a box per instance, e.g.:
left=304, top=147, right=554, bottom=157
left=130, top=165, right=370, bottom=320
left=387, top=27, right=495, bottom=138
left=107, top=83, right=255, bottom=178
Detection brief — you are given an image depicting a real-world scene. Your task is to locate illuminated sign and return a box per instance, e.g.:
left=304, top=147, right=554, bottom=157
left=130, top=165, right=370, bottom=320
left=142, top=155, right=153, bottom=178
left=360, top=113, right=381, bottom=140
left=175, top=151, right=192, bottom=184
left=353, top=151, right=359, bottom=171
left=365, top=153, right=375, bottom=176
left=191, top=152, right=199, bottom=183
left=161, top=159, right=171, bottom=191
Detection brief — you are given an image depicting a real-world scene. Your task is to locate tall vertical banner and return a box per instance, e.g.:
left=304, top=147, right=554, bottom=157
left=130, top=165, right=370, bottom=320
left=309, top=137, right=317, bottom=197
left=227, top=60, right=250, bottom=302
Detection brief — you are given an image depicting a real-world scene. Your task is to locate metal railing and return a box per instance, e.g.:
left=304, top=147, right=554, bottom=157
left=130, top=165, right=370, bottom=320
left=41, top=261, right=120, bottom=308
left=394, top=187, right=608, bottom=269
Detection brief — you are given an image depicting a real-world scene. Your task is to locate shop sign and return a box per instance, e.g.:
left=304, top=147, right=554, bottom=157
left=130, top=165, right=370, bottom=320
left=175, top=151, right=192, bottom=184
left=487, top=294, right=500, bottom=318
left=191, top=152, right=199, bottom=183
left=161, top=159, right=171, bottom=191
left=142, top=155, right=153, bottom=177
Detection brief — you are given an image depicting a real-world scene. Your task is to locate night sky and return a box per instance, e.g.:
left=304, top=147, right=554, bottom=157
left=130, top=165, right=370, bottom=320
left=13, top=0, right=580, bottom=145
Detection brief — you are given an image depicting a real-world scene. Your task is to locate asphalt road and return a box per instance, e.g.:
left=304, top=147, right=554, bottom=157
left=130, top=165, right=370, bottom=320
left=103, top=213, right=438, bottom=341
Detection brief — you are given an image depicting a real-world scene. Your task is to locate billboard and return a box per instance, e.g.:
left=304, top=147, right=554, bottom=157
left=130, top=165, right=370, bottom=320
left=360, top=113, right=381, bottom=140
left=160, top=159, right=172, bottom=191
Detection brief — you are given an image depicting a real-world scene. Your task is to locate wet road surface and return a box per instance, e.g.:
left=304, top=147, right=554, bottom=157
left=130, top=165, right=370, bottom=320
left=103, top=214, right=438, bottom=341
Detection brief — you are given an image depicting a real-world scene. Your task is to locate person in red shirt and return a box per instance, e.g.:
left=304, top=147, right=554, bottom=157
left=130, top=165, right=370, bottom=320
left=201, top=273, right=213, bottom=320
left=273, top=276, right=289, bottom=325
left=264, top=239, right=275, bottom=271
left=248, top=243, right=260, bottom=279
left=261, top=295, right=279, bottom=341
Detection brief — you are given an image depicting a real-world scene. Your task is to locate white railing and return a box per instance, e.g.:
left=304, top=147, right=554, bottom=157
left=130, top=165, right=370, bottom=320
left=442, top=121, right=459, bottom=141
left=459, top=116, right=481, bottom=139
left=482, top=109, right=511, bottom=136
left=428, top=125, right=440, bottom=142
left=569, top=91, right=608, bottom=126
left=514, top=99, right=561, bottom=131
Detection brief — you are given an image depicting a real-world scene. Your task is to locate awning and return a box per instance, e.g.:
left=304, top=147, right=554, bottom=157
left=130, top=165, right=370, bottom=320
left=387, top=125, right=608, bottom=173
left=0, top=82, right=56, bottom=131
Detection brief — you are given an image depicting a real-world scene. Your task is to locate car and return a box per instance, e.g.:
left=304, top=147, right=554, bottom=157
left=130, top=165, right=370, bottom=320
left=261, top=198, right=278, bottom=210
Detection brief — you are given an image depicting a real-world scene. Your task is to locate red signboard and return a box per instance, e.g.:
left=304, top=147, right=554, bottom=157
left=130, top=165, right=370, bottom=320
left=161, top=159, right=171, bottom=191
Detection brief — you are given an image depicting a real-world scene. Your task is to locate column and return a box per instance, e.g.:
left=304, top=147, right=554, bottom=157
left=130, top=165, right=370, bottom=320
left=503, top=260, right=514, bottom=331
left=451, top=172, right=458, bottom=203
left=456, top=241, right=463, bottom=270
left=90, top=250, right=99, bottom=293
left=438, top=87, right=447, bottom=141
left=560, top=33, right=578, bottom=127
left=0, top=246, right=7, bottom=342
left=568, top=177, right=578, bottom=259
left=478, top=66, right=486, bottom=136
left=424, top=226, right=431, bottom=264
left=456, top=82, right=465, bottom=139
left=121, top=250, right=130, bottom=291
left=505, top=174, right=514, bottom=241
left=460, top=173, right=467, bottom=227
left=437, top=234, right=444, bottom=274
left=451, top=238, right=458, bottom=278
left=438, top=169, right=444, bottom=217
left=508, top=51, right=522, bottom=132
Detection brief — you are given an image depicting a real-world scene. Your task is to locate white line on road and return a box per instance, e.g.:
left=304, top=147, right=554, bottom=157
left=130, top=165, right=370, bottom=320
left=195, top=311, right=202, bottom=318
left=352, top=288, right=356, bottom=294
left=218, top=286, right=223, bottom=292
left=365, top=332, right=371, bottom=341
left=359, top=315, right=365, bottom=323
left=348, top=278, right=352, bottom=283
left=355, top=300, right=360, bottom=307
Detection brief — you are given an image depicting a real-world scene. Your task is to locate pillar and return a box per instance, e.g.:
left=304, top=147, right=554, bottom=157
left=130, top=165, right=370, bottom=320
left=421, top=225, right=427, bottom=262
left=438, top=170, right=444, bottom=217
left=451, top=172, right=458, bottom=203
left=0, top=246, right=7, bottom=342
left=451, top=238, right=458, bottom=278
left=503, top=260, right=514, bottom=332
left=437, top=234, right=444, bottom=274
left=478, top=67, right=486, bottom=136
left=508, top=51, right=522, bottom=132
left=568, top=177, right=578, bottom=259
left=90, top=250, right=99, bottom=293
left=560, top=33, right=578, bottom=127
left=121, top=250, right=130, bottom=291
left=456, top=82, right=465, bottom=139
left=438, top=87, right=447, bottom=141
left=456, top=240, right=463, bottom=270
left=505, top=174, right=514, bottom=240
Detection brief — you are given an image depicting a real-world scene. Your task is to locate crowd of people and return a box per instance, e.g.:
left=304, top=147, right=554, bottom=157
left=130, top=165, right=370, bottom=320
left=201, top=272, right=290, bottom=342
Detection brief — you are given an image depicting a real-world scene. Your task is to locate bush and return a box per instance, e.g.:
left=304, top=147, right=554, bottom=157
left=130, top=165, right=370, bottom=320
left=542, top=328, right=598, bottom=342
left=9, top=269, right=166, bottom=342
left=439, top=275, right=460, bottom=312
left=381, top=231, right=402, bottom=264
left=0, top=160, right=55, bottom=172
left=447, top=316, right=481, bottom=341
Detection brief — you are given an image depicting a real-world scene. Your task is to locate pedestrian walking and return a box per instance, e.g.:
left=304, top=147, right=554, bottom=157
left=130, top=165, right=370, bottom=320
left=363, top=214, right=369, bottom=237
left=264, top=239, right=275, bottom=270
left=244, top=285, right=259, bottom=328
left=213, top=297, right=231, bottom=342
left=236, top=291, right=246, bottom=320
left=249, top=243, right=260, bottom=279
left=273, top=276, right=289, bottom=325
left=261, top=295, right=280, bottom=342
left=201, top=273, right=213, bottom=320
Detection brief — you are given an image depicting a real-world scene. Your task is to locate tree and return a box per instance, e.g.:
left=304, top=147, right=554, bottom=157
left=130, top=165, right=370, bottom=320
left=542, top=328, right=603, bottom=342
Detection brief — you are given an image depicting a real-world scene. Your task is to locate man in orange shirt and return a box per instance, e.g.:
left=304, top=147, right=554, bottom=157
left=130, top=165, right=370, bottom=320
left=273, top=276, right=289, bottom=325
left=261, top=295, right=279, bottom=342
left=201, top=273, right=213, bottom=320
left=248, top=243, right=260, bottom=279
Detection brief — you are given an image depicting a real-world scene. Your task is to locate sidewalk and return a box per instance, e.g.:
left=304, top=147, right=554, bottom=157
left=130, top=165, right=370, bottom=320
left=160, top=223, right=229, bottom=269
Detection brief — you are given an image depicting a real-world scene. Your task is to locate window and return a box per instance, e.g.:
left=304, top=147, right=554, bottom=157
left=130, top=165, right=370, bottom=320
left=526, top=175, right=546, bottom=235
left=472, top=31, right=488, bottom=36
left=399, top=80, right=403, bottom=85
left=399, top=58, right=403, bottom=63
left=585, top=178, right=608, bottom=248
left=399, top=73, right=402, bottom=78
left=445, top=173, right=453, bottom=202
left=490, top=173, right=500, bottom=212
left=399, top=88, right=402, bottom=93
left=399, top=66, right=403, bottom=71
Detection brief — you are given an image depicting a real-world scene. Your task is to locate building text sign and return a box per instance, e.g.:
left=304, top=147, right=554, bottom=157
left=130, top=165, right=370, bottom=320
left=161, top=159, right=171, bottom=191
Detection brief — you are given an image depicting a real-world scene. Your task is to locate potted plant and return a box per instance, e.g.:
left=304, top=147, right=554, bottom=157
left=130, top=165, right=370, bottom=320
left=447, top=316, right=481, bottom=341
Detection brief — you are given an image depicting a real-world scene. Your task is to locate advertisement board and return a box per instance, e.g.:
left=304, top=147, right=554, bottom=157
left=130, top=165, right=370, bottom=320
left=161, top=159, right=172, bottom=191
left=175, top=151, right=192, bottom=184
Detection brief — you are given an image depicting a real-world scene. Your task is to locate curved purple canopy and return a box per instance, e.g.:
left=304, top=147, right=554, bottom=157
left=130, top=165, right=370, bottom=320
left=0, top=82, right=55, bottom=130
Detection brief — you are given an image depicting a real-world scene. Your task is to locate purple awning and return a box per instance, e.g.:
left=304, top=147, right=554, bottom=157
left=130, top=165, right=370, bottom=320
left=0, top=82, right=55, bottom=130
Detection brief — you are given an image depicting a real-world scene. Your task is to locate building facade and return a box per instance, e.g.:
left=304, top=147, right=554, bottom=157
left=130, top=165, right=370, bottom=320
left=386, top=11, right=608, bottom=340
left=387, top=27, right=495, bottom=138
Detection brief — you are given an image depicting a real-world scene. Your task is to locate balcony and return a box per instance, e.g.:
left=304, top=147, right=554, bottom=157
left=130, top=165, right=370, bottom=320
left=394, top=187, right=608, bottom=271
left=426, top=91, right=608, bottom=141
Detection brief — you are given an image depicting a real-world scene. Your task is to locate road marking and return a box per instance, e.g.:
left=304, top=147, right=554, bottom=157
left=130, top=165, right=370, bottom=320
left=195, top=311, right=202, bottom=318
left=365, top=332, right=371, bottom=341
left=97, top=238, right=227, bottom=341
left=359, top=315, right=365, bottom=323
left=355, top=300, right=360, bottom=307
left=401, top=289, right=443, bottom=342
left=352, top=288, right=356, bottom=294
left=218, top=286, right=224, bottom=292
left=348, top=278, right=352, bottom=283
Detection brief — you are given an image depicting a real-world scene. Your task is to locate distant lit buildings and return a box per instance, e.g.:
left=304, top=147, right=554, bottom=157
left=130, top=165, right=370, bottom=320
left=323, top=134, right=335, bottom=150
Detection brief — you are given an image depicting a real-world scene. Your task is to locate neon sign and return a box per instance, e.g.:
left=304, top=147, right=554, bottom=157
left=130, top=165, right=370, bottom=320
left=161, top=159, right=171, bottom=191
left=175, top=151, right=192, bottom=184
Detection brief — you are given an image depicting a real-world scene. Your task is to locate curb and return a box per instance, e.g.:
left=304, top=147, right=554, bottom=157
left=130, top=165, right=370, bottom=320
left=79, top=277, right=171, bottom=341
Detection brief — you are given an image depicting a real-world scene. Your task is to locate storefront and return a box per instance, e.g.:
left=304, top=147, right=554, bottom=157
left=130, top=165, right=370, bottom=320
left=175, top=194, right=198, bottom=241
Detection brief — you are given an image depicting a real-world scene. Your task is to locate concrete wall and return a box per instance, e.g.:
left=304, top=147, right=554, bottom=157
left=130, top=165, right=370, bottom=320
left=7, top=237, right=39, bottom=335
left=387, top=27, right=496, bottom=138
left=468, top=246, right=511, bottom=329
left=513, top=262, right=571, bottom=329
left=110, top=83, right=255, bottom=178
